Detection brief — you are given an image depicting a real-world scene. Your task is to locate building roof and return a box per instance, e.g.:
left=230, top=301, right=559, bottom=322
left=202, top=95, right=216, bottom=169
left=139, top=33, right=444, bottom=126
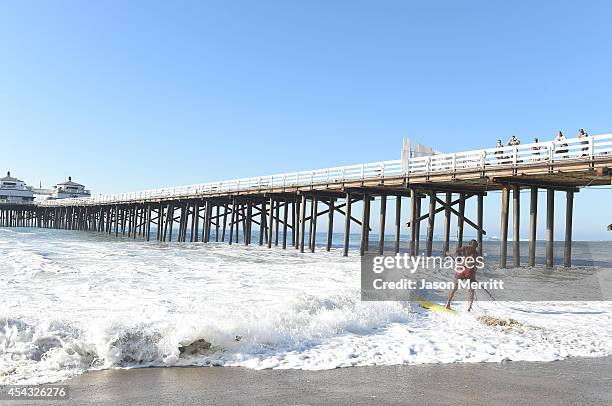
left=57, top=176, right=84, bottom=187
left=0, top=171, right=23, bottom=183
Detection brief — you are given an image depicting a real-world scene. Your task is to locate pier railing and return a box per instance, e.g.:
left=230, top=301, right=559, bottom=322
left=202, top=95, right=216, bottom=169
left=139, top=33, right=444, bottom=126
left=39, top=133, right=612, bottom=206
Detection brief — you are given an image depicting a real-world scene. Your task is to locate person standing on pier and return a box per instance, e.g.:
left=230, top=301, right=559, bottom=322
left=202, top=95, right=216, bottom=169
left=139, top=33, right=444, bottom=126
left=555, top=131, right=569, bottom=158
left=507, top=135, right=521, bottom=146
left=507, top=135, right=521, bottom=162
left=532, top=137, right=541, bottom=162
left=578, top=128, right=589, bottom=156
left=445, top=239, right=479, bottom=312
left=495, top=139, right=504, bottom=162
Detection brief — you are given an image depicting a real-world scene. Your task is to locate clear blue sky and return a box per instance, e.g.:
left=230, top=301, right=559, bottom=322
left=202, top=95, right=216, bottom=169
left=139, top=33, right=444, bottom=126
left=1, top=1, right=610, bottom=239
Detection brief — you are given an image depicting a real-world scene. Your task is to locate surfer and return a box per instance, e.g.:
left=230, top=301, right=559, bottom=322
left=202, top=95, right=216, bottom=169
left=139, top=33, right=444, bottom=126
left=445, top=239, right=479, bottom=312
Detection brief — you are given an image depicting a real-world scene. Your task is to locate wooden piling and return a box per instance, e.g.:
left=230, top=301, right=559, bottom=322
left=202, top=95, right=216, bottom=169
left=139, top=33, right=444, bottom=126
left=192, top=202, right=200, bottom=242
left=215, top=205, right=220, bottom=242
left=564, top=190, right=574, bottom=268
left=456, top=193, right=465, bottom=249
left=360, top=193, right=369, bottom=256
left=426, top=192, right=436, bottom=256
left=201, top=201, right=208, bottom=243
left=293, top=200, right=299, bottom=249
left=477, top=194, right=483, bottom=256
left=528, top=187, right=537, bottom=267
left=166, top=204, right=175, bottom=242
left=246, top=200, right=252, bottom=245
left=326, top=198, right=334, bottom=251
left=410, top=189, right=417, bottom=256
left=310, top=195, right=318, bottom=253
left=513, top=185, right=520, bottom=267
left=546, top=189, right=554, bottom=269
left=378, top=195, right=387, bottom=255
left=282, top=200, right=288, bottom=249
left=229, top=199, right=236, bottom=245
left=343, top=193, right=351, bottom=257
left=235, top=202, right=240, bottom=244
left=414, top=195, right=422, bottom=255
left=221, top=203, right=228, bottom=242
left=274, top=199, right=280, bottom=246
left=158, top=204, right=164, bottom=241
left=146, top=205, right=152, bottom=241
left=364, top=195, right=371, bottom=251
left=443, top=192, right=451, bottom=255
left=500, top=187, right=510, bottom=268
left=259, top=201, right=266, bottom=246
left=299, top=195, right=307, bottom=253
left=394, top=196, right=401, bottom=254
left=268, top=197, right=274, bottom=249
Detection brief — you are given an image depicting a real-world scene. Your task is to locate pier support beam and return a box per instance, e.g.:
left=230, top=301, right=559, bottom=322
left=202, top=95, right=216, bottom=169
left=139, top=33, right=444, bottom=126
left=360, top=193, right=369, bottom=256
left=477, top=194, right=483, bottom=256
left=443, top=192, right=451, bottom=255
left=528, top=187, right=538, bottom=267
left=282, top=200, right=289, bottom=249
left=191, top=202, right=199, bottom=242
left=294, top=199, right=300, bottom=249
left=221, top=203, right=228, bottom=242
left=500, top=186, right=510, bottom=268
left=564, top=190, right=574, bottom=268
left=158, top=204, right=164, bottom=241
left=205, top=202, right=213, bottom=243
left=268, top=197, right=274, bottom=249
left=259, top=201, right=266, bottom=246
left=394, top=196, right=401, bottom=254
left=215, top=205, right=220, bottom=242
left=513, top=185, right=520, bottom=268
left=546, top=189, right=555, bottom=269
left=456, top=193, right=465, bottom=249
left=310, top=195, right=318, bottom=253
left=378, top=195, right=387, bottom=255
left=364, top=196, right=371, bottom=251
left=299, top=195, right=307, bottom=253
left=326, top=199, right=334, bottom=251
left=426, top=192, right=436, bottom=256
left=229, top=200, right=236, bottom=245
left=343, top=193, right=351, bottom=257
left=274, top=200, right=280, bottom=246
left=245, top=201, right=252, bottom=245
left=409, top=189, right=418, bottom=256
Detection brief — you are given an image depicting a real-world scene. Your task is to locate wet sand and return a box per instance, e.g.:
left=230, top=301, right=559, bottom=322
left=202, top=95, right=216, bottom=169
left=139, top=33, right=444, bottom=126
left=35, top=356, right=611, bottom=406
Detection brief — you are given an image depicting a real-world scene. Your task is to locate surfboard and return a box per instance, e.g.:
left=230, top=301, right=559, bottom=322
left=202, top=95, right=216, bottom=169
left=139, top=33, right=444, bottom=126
left=417, top=299, right=458, bottom=314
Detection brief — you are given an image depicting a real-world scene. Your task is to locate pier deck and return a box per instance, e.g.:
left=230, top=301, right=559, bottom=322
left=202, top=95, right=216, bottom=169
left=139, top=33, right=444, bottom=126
left=2, top=133, right=611, bottom=268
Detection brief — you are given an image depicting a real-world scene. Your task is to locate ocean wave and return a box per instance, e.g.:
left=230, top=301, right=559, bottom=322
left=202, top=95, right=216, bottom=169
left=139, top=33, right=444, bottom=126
left=1, top=229, right=611, bottom=384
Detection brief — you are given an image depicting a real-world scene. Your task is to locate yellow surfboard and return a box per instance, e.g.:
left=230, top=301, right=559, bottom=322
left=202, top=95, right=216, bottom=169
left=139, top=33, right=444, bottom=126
left=417, top=299, right=458, bottom=314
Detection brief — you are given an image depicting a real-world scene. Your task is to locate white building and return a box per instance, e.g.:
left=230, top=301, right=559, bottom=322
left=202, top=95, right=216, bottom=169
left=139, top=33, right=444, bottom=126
left=53, top=177, right=91, bottom=199
left=33, top=176, right=92, bottom=201
left=0, top=171, right=35, bottom=204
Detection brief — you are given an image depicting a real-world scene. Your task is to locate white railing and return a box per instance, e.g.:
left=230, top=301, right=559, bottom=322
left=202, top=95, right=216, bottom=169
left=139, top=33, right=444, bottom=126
left=38, top=133, right=612, bottom=206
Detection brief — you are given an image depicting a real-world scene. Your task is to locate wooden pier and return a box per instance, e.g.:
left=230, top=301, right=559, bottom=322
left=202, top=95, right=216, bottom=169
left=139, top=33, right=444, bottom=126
left=2, top=134, right=612, bottom=268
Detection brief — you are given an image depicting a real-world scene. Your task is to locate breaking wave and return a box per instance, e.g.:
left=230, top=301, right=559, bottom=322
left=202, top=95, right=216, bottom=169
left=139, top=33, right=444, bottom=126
left=1, top=228, right=611, bottom=384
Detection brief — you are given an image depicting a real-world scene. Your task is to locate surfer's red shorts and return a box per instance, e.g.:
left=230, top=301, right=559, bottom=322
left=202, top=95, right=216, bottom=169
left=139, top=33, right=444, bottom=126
left=455, top=267, right=476, bottom=281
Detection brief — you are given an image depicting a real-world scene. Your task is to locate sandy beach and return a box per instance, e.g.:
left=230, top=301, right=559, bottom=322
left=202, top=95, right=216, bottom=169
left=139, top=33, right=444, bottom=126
left=29, top=356, right=609, bottom=406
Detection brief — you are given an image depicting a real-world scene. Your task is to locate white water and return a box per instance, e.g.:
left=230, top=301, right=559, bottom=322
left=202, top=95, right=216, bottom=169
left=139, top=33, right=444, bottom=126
left=1, top=228, right=611, bottom=384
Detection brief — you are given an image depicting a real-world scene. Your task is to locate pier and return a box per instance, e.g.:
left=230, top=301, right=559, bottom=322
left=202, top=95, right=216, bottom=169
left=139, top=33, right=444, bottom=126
left=2, top=134, right=611, bottom=268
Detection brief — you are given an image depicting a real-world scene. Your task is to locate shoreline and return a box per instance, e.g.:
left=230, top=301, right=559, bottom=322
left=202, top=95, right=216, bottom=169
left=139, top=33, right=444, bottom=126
left=45, top=356, right=612, bottom=405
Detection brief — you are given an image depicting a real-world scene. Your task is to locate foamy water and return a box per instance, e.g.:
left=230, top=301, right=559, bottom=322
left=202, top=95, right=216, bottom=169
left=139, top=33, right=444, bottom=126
left=1, top=228, right=611, bottom=384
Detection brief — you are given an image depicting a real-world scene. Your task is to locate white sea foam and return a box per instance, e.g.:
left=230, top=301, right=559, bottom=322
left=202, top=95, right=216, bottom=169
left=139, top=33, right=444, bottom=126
left=0, top=228, right=611, bottom=384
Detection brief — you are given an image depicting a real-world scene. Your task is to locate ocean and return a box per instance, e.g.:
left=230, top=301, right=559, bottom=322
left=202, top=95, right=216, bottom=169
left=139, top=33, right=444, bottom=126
left=1, top=228, right=611, bottom=385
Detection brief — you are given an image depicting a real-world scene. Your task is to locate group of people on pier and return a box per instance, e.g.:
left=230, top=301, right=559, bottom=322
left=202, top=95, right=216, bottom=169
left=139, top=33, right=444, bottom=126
left=494, top=128, right=590, bottom=160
